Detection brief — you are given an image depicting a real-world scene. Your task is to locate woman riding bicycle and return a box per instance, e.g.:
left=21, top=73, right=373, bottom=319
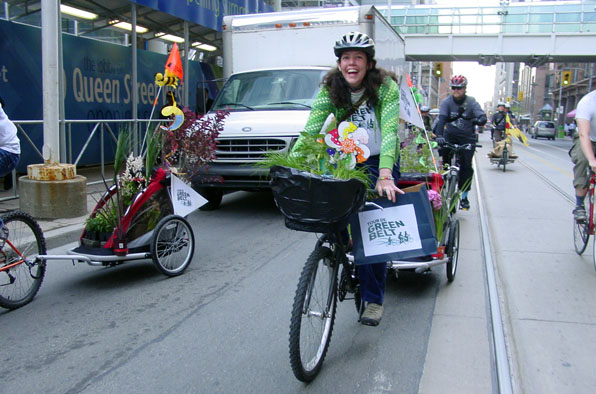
left=292, top=31, right=403, bottom=326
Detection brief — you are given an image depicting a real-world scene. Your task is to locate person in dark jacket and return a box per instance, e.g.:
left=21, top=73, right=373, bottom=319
left=491, top=102, right=507, bottom=142
left=434, top=75, right=487, bottom=210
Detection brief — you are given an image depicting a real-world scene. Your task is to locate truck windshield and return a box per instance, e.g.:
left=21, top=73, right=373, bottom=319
left=212, top=69, right=327, bottom=111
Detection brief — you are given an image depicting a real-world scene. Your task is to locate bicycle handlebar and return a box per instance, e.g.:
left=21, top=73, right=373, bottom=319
left=438, top=141, right=482, bottom=151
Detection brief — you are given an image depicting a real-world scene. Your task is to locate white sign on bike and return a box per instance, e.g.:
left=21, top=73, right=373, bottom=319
left=399, top=76, right=425, bottom=130
left=171, top=174, right=208, bottom=217
left=357, top=204, right=422, bottom=257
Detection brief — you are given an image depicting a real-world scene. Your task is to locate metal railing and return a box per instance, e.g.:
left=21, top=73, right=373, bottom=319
left=380, top=1, right=596, bottom=35
left=1, top=118, right=157, bottom=202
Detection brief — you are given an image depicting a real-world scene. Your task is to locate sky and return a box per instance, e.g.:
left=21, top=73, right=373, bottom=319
left=453, top=62, right=496, bottom=105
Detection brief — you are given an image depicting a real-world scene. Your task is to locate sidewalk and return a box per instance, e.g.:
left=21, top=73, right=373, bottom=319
left=0, top=166, right=111, bottom=249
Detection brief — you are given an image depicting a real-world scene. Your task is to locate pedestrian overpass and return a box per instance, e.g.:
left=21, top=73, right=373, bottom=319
left=377, top=1, right=596, bottom=66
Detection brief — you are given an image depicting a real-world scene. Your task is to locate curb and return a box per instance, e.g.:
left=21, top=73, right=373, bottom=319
left=43, top=224, right=85, bottom=251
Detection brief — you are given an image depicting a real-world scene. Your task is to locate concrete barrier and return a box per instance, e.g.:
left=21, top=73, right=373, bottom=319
left=19, top=175, right=88, bottom=219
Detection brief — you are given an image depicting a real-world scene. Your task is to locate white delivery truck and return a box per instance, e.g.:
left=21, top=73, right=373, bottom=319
left=193, top=5, right=406, bottom=209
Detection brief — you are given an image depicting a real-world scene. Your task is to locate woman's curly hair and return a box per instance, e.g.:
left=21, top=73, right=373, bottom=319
left=321, top=59, right=397, bottom=109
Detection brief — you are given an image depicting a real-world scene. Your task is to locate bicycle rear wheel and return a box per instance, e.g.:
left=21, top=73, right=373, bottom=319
left=0, top=211, right=47, bottom=309
left=289, top=245, right=337, bottom=382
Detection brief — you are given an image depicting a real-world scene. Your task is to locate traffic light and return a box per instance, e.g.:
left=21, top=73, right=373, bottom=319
left=434, top=62, right=443, bottom=77
left=562, top=71, right=572, bottom=86
left=506, top=96, right=511, bottom=102
left=518, top=90, right=524, bottom=101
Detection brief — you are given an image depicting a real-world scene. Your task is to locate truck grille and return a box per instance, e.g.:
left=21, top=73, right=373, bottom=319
left=215, top=138, right=290, bottom=161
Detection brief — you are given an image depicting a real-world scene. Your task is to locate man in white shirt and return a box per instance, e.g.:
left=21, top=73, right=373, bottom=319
left=0, top=97, right=20, bottom=178
left=570, top=89, right=596, bottom=222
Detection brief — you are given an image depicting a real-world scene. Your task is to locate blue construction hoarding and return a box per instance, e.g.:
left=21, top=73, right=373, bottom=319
left=130, top=0, right=273, bottom=31
left=0, top=19, right=223, bottom=171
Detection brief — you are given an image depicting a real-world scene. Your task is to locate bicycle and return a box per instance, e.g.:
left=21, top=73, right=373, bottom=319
left=270, top=165, right=368, bottom=382
left=489, top=131, right=516, bottom=172
left=0, top=210, right=47, bottom=310
left=573, top=171, right=595, bottom=271
left=440, top=141, right=481, bottom=212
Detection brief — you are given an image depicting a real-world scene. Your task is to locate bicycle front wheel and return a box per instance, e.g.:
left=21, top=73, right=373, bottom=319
left=574, top=218, right=590, bottom=255
left=444, top=172, right=458, bottom=215
left=289, top=245, right=338, bottom=382
left=0, top=211, right=47, bottom=309
left=502, top=148, right=508, bottom=172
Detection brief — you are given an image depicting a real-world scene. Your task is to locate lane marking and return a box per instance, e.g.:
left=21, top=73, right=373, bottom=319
left=512, top=143, right=573, bottom=178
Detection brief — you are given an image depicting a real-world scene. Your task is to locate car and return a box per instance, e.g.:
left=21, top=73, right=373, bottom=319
left=531, top=121, right=556, bottom=140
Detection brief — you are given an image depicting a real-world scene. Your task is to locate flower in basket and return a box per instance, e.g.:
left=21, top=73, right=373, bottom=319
left=257, top=113, right=370, bottom=184
left=324, top=121, right=371, bottom=168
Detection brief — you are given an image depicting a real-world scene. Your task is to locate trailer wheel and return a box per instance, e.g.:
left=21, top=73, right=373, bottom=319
left=151, top=215, right=195, bottom=276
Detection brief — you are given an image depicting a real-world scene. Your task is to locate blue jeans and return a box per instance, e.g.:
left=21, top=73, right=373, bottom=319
left=0, top=149, right=19, bottom=177
left=355, top=155, right=400, bottom=305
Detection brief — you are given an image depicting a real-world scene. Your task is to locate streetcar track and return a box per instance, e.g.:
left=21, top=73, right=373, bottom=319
left=474, top=138, right=575, bottom=393
left=473, top=157, right=514, bottom=394
left=517, top=158, right=575, bottom=205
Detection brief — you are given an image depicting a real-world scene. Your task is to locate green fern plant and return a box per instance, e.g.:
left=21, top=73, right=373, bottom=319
left=256, top=131, right=369, bottom=184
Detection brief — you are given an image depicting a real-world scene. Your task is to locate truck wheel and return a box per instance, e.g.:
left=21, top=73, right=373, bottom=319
left=197, top=188, right=223, bottom=210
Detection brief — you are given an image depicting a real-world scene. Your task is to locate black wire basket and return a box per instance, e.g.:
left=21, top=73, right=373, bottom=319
left=269, top=165, right=367, bottom=233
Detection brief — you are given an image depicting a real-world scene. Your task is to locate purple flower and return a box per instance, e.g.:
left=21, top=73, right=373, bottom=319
left=427, top=189, right=442, bottom=211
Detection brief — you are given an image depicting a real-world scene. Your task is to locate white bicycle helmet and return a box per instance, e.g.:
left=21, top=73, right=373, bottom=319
left=497, top=101, right=506, bottom=107
left=334, top=32, right=375, bottom=58
left=420, top=105, right=430, bottom=112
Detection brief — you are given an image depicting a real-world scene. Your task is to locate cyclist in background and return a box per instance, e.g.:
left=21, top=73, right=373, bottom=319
left=420, top=105, right=433, bottom=133
left=491, top=102, right=507, bottom=142
left=505, top=102, right=516, bottom=125
left=570, top=89, right=596, bottom=222
left=434, top=75, right=487, bottom=210
left=292, top=31, right=403, bottom=326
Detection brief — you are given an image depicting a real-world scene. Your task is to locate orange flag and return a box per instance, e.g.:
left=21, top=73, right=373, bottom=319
left=165, top=43, right=184, bottom=83
left=406, top=74, right=413, bottom=88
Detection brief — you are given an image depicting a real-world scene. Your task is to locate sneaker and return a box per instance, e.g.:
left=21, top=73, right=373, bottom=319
left=361, top=303, right=383, bottom=326
left=573, top=206, right=587, bottom=223
left=459, top=198, right=470, bottom=210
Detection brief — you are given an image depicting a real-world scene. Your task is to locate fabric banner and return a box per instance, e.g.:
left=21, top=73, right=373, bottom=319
left=349, top=185, right=437, bottom=265
left=171, top=174, right=208, bottom=217
left=399, top=77, right=426, bottom=130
